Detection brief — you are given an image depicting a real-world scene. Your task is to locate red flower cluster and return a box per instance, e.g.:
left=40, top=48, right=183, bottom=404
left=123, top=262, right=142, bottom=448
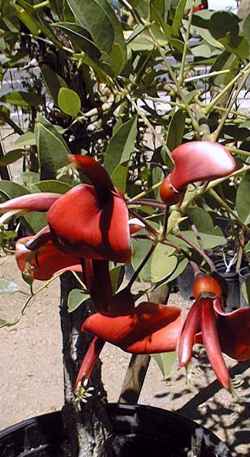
left=1, top=142, right=247, bottom=391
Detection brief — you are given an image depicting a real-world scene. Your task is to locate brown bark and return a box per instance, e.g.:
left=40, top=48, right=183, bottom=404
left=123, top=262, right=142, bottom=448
left=60, top=273, right=113, bottom=457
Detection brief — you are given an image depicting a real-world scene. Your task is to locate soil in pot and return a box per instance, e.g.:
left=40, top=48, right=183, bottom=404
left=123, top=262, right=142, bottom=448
left=0, top=403, right=231, bottom=457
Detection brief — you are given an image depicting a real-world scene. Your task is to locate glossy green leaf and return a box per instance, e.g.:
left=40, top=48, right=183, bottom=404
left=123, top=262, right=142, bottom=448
left=67, top=288, right=90, bottom=313
left=104, top=117, right=137, bottom=175
left=151, top=244, right=177, bottom=283
left=236, top=172, right=250, bottom=224
left=58, top=87, right=81, bottom=117
left=0, top=279, right=19, bottom=294
left=35, top=116, right=70, bottom=180
left=167, top=109, right=186, bottom=151
left=66, top=0, right=115, bottom=53
left=0, top=149, right=23, bottom=166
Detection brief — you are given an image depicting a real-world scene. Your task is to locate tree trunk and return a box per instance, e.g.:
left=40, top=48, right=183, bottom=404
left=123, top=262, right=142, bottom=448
left=60, top=273, right=114, bottom=457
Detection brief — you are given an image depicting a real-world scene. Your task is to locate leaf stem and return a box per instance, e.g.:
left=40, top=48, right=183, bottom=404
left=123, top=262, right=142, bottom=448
left=175, top=232, right=216, bottom=272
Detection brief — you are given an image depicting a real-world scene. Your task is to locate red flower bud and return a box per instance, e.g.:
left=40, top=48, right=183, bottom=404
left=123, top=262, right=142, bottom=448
left=160, top=142, right=236, bottom=204
left=192, top=274, right=223, bottom=300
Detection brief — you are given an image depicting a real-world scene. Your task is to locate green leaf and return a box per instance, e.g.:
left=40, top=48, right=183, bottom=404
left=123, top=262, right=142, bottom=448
left=209, top=11, right=239, bottom=42
left=167, top=109, right=186, bottom=151
left=236, top=172, right=250, bottom=224
left=151, top=244, right=177, bottom=283
left=58, top=87, right=81, bottom=117
left=15, top=131, right=36, bottom=147
left=31, top=180, right=72, bottom=194
left=23, top=212, right=48, bottom=233
left=41, top=64, right=68, bottom=103
left=172, top=0, right=187, bottom=37
left=66, top=0, right=115, bottom=53
left=181, top=230, right=226, bottom=250
left=35, top=116, right=70, bottom=179
left=111, top=164, right=128, bottom=193
left=0, top=149, right=23, bottom=166
left=67, top=288, right=90, bottom=313
left=132, top=239, right=152, bottom=282
left=14, top=3, right=41, bottom=35
left=129, top=0, right=150, bottom=20
left=104, top=117, right=137, bottom=175
left=0, top=91, right=42, bottom=107
left=110, top=266, right=124, bottom=293
left=0, top=181, right=29, bottom=201
left=153, top=351, right=177, bottom=380
left=52, top=22, right=101, bottom=60
left=166, top=257, right=188, bottom=283
left=0, top=278, right=19, bottom=294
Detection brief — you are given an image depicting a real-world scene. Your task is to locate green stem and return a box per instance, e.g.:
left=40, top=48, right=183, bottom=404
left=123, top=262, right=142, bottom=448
left=205, top=62, right=250, bottom=114
left=208, top=188, right=250, bottom=233
left=33, top=0, right=49, bottom=9
left=211, top=65, right=250, bottom=142
left=129, top=181, right=162, bottom=202
left=178, top=1, right=194, bottom=87
left=175, top=232, right=216, bottom=272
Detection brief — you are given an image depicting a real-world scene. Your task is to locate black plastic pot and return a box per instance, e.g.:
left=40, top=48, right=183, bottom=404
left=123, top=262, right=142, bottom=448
left=0, top=403, right=231, bottom=457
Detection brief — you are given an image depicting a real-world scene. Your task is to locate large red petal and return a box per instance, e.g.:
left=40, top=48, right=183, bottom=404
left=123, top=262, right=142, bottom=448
left=16, top=236, right=81, bottom=281
left=214, top=298, right=250, bottom=361
left=48, top=184, right=131, bottom=262
left=170, top=142, right=236, bottom=190
left=0, top=193, right=60, bottom=212
left=82, top=303, right=181, bottom=353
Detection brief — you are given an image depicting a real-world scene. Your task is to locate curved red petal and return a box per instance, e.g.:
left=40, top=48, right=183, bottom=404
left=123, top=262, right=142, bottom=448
left=48, top=184, right=131, bottom=262
left=214, top=298, right=250, bottom=361
left=201, top=298, right=231, bottom=389
left=82, top=303, right=181, bottom=353
left=69, top=155, right=114, bottom=190
left=0, top=193, right=61, bottom=212
left=178, top=300, right=201, bottom=367
left=16, top=236, right=81, bottom=281
left=169, top=142, right=236, bottom=190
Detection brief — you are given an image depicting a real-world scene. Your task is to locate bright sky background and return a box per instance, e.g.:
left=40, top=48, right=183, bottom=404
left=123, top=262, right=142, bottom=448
left=208, top=0, right=238, bottom=12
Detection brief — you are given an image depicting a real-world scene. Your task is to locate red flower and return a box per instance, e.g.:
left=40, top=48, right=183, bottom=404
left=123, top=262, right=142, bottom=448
left=82, top=302, right=181, bottom=353
left=160, top=142, right=236, bottom=204
left=178, top=273, right=250, bottom=389
left=0, top=155, right=131, bottom=264
left=16, top=236, right=81, bottom=281
left=47, top=155, right=131, bottom=263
